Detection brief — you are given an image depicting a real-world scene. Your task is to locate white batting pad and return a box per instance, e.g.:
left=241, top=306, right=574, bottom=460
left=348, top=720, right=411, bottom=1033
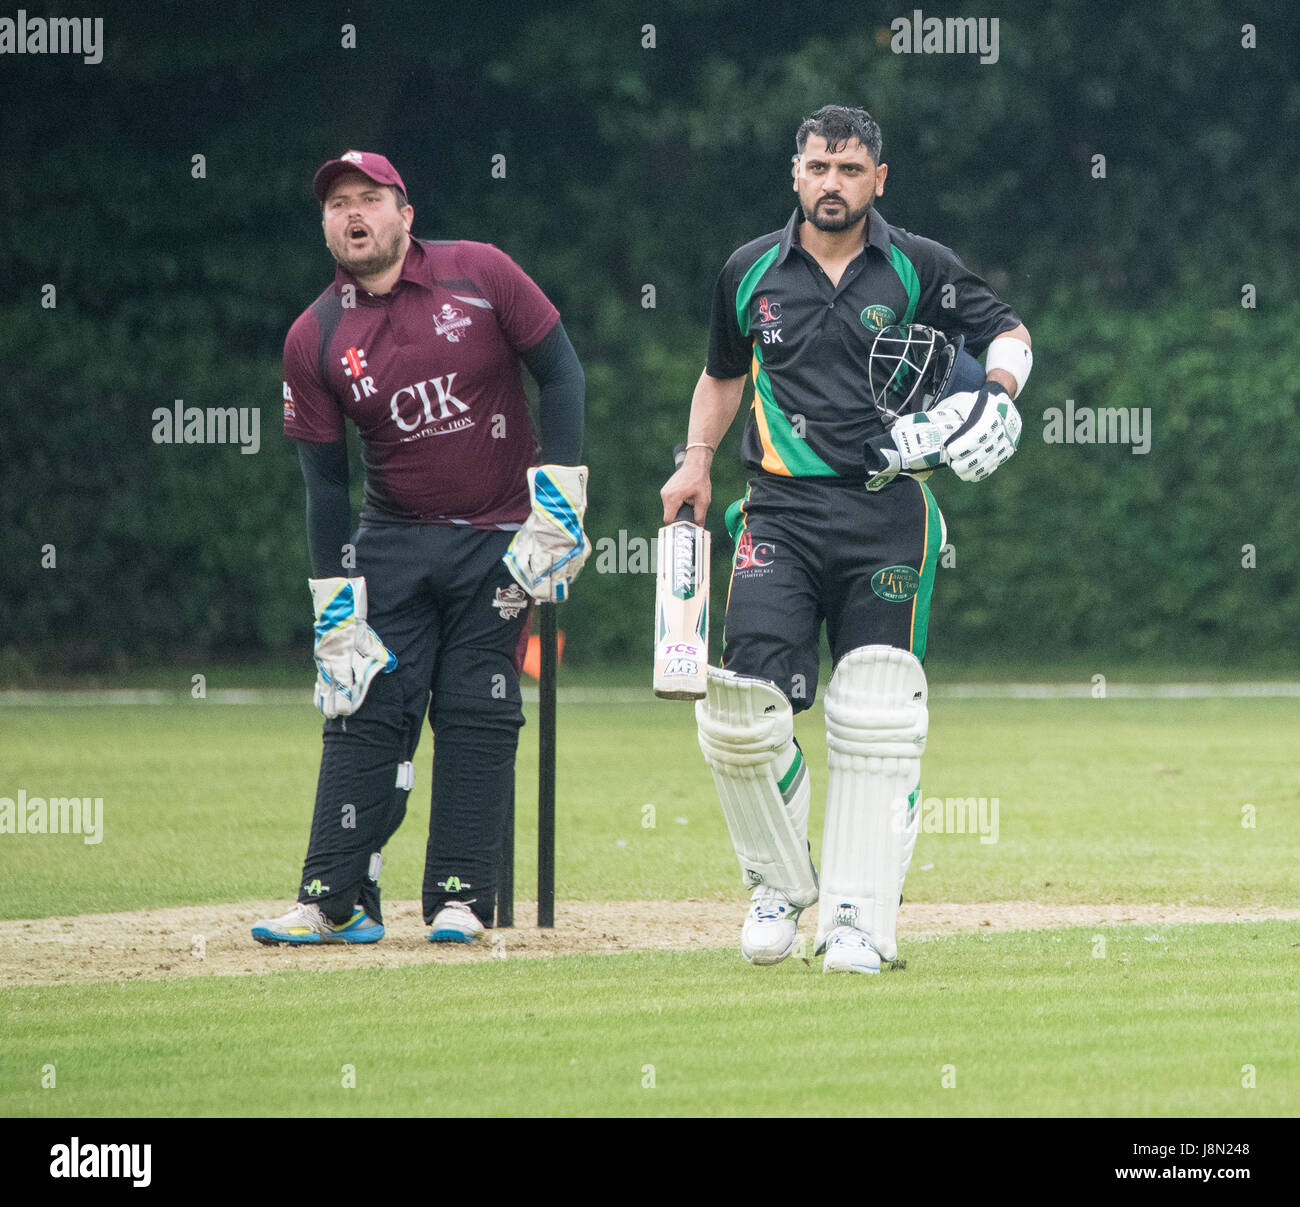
left=815, top=646, right=928, bottom=960
left=696, top=667, right=818, bottom=908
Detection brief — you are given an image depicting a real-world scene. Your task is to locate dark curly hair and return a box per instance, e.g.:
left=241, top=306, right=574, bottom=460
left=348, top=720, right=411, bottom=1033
left=795, top=105, right=883, bottom=163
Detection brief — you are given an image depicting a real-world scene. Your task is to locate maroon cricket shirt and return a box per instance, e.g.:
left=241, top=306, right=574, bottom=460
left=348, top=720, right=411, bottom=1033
left=282, top=238, right=560, bottom=528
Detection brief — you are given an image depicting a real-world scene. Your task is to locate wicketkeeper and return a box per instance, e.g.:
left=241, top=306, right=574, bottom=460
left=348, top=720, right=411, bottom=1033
left=253, top=150, right=588, bottom=946
left=661, top=106, right=1032, bottom=973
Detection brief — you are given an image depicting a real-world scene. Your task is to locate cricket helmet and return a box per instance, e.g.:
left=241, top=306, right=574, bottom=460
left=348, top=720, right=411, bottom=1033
left=868, top=324, right=964, bottom=425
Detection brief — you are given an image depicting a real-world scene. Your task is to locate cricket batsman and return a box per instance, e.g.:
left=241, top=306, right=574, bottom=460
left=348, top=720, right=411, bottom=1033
left=253, top=150, right=588, bottom=946
left=660, top=106, right=1032, bottom=973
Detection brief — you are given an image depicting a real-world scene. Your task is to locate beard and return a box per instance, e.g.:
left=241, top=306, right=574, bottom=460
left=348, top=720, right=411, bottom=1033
left=804, top=194, right=874, bottom=233
left=327, top=225, right=406, bottom=279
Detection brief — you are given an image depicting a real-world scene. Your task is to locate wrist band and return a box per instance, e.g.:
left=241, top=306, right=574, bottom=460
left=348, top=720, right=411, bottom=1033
left=985, top=336, right=1032, bottom=396
left=685, top=442, right=715, bottom=453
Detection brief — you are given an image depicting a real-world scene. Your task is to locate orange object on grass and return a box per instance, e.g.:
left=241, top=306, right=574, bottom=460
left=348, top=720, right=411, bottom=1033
left=522, top=630, right=565, bottom=679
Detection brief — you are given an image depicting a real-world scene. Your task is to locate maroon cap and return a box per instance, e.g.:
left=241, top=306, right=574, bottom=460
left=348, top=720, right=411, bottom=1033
left=312, top=150, right=408, bottom=202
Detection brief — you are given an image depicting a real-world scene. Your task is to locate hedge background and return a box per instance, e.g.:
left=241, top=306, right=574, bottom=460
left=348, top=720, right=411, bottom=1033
left=2, top=0, right=1296, bottom=679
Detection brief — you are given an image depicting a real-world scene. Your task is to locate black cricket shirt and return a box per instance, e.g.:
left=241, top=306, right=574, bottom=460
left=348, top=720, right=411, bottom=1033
left=706, top=208, right=1021, bottom=478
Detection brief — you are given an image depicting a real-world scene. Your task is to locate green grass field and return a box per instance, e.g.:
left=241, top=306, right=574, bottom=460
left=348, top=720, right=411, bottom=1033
left=1, top=681, right=1297, bottom=1116
left=4, top=925, right=1294, bottom=1117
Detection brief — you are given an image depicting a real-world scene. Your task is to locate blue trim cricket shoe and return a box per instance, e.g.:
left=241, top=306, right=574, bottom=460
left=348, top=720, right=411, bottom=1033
left=822, top=926, right=883, bottom=975
left=252, top=902, right=384, bottom=946
left=427, top=901, right=486, bottom=943
left=741, top=885, right=802, bottom=966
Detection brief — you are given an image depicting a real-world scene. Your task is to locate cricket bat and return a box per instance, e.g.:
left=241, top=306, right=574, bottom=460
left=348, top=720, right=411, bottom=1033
left=653, top=444, right=711, bottom=699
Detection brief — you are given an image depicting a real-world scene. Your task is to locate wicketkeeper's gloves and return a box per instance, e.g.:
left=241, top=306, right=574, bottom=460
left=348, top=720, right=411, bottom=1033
left=503, top=464, right=591, bottom=602
left=308, top=576, right=397, bottom=718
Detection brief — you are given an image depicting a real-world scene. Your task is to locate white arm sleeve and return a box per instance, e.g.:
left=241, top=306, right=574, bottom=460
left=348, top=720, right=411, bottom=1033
left=985, top=335, right=1032, bottom=396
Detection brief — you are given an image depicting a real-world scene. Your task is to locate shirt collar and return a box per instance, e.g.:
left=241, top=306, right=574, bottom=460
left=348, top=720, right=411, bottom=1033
left=775, top=208, right=802, bottom=266
left=777, top=206, right=893, bottom=266
left=865, top=207, right=892, bottom=257
left=332, top=236, right=431, bottom=296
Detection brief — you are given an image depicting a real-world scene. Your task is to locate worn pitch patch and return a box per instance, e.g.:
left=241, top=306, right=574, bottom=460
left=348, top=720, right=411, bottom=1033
left=2, top=899, right=1297, bottom=988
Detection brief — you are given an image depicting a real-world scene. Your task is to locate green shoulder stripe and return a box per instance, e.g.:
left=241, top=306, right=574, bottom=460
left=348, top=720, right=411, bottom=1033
left=735, top=244, right=781, bottom=336
left=889, top=245, right=920, bottom=325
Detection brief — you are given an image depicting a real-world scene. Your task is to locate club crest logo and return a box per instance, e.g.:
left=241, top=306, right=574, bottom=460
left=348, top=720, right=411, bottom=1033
left=860, top=304, right=897, bottom=332
left=434, top=304, right=473, bottom=342
left=757, top=296, right=782, bottom=324
left=492, top=583, right=529, bottom=620
left=735, top=531, right=775, bottom=571
left=871, top=564, right=921, bottom=602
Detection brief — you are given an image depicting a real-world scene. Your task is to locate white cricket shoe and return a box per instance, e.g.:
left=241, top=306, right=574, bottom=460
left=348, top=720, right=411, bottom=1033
left=427, top=901, right=486, bottom=944
left=251, top=901, right=384, bottom=945
left=740, top=885, right=802, bottom=965
left=822, top=926, right=882, bottom=975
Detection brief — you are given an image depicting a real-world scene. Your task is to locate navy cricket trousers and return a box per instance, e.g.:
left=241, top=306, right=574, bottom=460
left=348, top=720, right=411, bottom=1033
left=298, top=521, right=532, bottom=927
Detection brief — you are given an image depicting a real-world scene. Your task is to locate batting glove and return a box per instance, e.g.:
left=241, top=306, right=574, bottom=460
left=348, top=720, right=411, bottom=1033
left=503, top=465, right=591, bottom=602
left=309, top=576, right=397, bottom=718
left=864, top=408, right=966, bottom=492
left=942, top=382, right=1022, bottom=482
